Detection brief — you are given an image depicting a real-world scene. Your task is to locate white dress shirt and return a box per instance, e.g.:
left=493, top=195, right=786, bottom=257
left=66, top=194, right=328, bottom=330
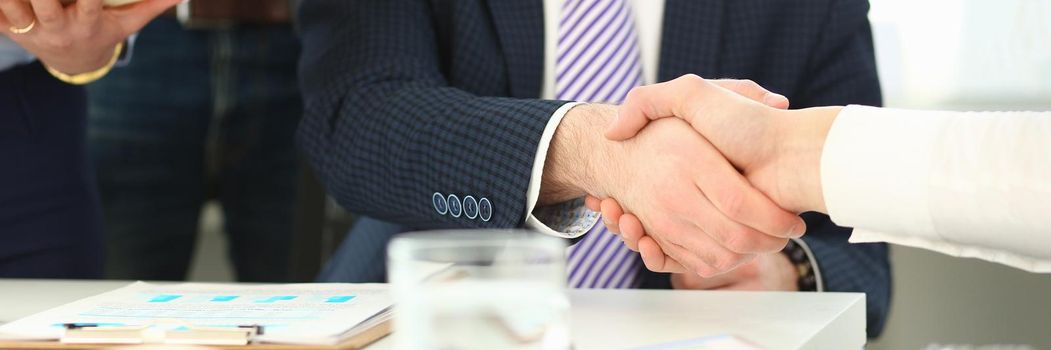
left=824, top=106, right=1051, bottom=272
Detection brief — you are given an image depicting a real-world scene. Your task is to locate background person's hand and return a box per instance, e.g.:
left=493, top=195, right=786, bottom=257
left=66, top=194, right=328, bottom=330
left=0, top=0, right=181, bottom=75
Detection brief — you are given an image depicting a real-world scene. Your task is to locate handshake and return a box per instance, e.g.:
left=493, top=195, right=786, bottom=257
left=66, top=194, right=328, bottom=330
left=541, top=74, right=844, bottom=279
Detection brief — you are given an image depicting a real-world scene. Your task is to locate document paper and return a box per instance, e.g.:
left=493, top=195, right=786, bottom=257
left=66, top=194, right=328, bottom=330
left=0, top=282, right=392, bottom=345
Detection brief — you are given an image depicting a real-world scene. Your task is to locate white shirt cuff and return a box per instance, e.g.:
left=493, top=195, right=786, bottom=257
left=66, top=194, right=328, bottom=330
left=821, top=105, right=948, bottom=240
left=523, top=102, right=599, bottom=238
left=822, top=105, right=1051, bottom=273
left=530, top=197, right=601, bottom=238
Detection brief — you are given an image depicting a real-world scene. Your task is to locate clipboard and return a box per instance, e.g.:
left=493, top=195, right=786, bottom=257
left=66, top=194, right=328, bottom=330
left=0, top=319, right=391, bottom=350
left=0, top=282, right=396, bottom=350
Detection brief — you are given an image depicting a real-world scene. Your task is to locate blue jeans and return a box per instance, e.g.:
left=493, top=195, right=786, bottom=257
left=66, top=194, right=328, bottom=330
left=88, top=18, right=302, bottom=282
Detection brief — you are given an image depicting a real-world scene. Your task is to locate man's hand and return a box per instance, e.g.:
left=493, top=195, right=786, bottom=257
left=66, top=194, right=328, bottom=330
left=540, top=102, right=805, bottom=277
left=585, top=196, right=805, bottom=289
left=671, top=252, right=799, bottom=291
left=0, top=0, right=181, bottom=75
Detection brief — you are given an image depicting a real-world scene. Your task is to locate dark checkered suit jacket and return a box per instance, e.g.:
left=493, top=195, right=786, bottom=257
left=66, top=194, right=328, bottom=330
left=298, top=0, right=892, bottom=337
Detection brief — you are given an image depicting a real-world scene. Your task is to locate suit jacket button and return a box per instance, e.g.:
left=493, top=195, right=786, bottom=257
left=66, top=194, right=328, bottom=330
left=447, top=194, right=462, bottom=218
left=432, top=192, right=448, bottom=215
left=478, top=198, right=492, bottom=222
left=463, top=196, right=479, bottom=219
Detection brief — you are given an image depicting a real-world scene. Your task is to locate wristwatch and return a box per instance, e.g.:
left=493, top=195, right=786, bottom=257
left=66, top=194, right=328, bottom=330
left=781, top=239, right=819, bottom=292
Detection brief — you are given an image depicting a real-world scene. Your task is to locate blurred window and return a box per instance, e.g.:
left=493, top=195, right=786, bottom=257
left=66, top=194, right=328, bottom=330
left=869, top=0, right=1051, bottom=109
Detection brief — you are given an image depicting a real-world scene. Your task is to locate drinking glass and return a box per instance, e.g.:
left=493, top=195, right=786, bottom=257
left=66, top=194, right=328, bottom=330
left=388, top=230, right=570, bottom=350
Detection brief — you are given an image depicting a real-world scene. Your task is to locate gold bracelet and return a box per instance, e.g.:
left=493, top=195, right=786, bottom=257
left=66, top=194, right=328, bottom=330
left=45, top=42, right=124, bottom=85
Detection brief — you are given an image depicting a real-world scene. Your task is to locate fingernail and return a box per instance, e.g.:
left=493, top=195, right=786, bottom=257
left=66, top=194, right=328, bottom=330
left=789, top=221, right=806, bottom=237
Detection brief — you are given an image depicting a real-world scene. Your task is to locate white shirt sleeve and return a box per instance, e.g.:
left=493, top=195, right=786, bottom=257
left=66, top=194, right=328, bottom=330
left=524, top=102, right=601, bottom=238
left=822, top=105, right=1051, bottom=273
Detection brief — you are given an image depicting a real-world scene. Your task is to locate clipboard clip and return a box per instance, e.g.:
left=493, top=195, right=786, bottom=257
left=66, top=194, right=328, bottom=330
left=61, top=320, right=265, bottom=346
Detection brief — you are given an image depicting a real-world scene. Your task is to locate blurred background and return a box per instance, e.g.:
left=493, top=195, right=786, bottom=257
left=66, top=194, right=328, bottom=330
left=866, top=0, right=1051, bottom=348
left=181, top=0, right=1051, bottom=348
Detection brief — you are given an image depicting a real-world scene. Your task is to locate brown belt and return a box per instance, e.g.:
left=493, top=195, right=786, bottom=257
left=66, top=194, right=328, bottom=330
left=163, top=0, right=292, bottom=26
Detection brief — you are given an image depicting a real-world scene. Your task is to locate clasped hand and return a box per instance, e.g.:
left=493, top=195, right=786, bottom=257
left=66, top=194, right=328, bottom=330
left=586, top=74, right=834, bottom=277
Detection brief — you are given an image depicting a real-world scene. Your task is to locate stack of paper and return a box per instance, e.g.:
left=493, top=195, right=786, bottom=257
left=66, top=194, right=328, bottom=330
left=0, top=282, right=392, bottom=346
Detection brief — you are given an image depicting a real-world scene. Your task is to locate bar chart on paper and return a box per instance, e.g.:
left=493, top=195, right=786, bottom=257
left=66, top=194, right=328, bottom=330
left=0, top=282, right=393, bottom=345
left=75, top=287, right=373, bottom=321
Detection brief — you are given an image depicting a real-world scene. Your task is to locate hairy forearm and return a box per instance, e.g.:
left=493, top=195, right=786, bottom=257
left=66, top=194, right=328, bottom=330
left=538, top=104, right=618, bottom=206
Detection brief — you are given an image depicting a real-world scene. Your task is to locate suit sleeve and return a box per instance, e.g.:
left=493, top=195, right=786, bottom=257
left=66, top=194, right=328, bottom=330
left=792, top=0, right=891, bottom=338
left=800, top=217, right=891, bottom=338
left=297, top=0, right=566, bottom=229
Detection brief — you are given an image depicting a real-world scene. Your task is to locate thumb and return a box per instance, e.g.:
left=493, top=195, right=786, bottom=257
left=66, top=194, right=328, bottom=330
left=110, top=0, right=183, bottom=33
left=711, top=79, right=790, bottom=110
left=606, top=75, right=789, bottom=141
left=605, top=90, right=657, bottom=141
left=606, top=74, right=707, bottom=141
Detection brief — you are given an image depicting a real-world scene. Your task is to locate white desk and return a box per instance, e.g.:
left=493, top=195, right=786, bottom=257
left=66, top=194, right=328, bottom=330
left=0, top=279, right=865, bottom=350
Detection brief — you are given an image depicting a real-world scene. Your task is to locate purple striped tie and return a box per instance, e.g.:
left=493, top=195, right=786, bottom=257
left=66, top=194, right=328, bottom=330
left=557, top=0, right=644, bottom=289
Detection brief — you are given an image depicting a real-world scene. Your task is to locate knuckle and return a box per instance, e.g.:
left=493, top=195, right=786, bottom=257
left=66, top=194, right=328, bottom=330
left=692, top=264, right=716, bottom=279
left=716, top=190, right=747, bottom=220
left=46, top=36, right=73, bottom=49
left=674, top=74, right=703, bottom=89
left=721, top=230, right=755, bottom=254
left=711, top=253, right=742, bottom=273
left=70, top=29, right=91, bottom=40
left=650, top=219, right=676, bottom=238
left=81, top=5, right=101, bottom=16
left=660, top=227, right=685, bottom=245
left=36, top=12, right=62, bottom=24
